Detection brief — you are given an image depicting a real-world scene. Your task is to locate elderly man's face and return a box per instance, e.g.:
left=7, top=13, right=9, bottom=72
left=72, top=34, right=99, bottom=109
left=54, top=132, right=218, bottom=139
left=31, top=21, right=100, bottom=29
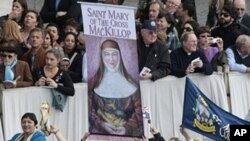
left=234, top=0, right=246, bottom=18
left=183, top=33, right=198, bottom=53
left=241, top=44, right=250, bottom=55
left=141, top=29, right=157, bottom=45
left=165, top=0, right=181, bottom=14
left=3, top=52, right=17, bottom=65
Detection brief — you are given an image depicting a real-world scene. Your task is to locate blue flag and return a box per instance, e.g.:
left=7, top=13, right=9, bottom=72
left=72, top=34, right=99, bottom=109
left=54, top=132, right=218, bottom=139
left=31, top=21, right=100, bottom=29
left=182, top=77, right=250, bottom=141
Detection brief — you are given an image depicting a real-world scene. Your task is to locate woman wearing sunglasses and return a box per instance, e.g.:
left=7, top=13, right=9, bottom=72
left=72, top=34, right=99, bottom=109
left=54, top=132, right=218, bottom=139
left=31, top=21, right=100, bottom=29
left=0, top=39, right=33, bottom=89
left=181, top=20, right=199, bottom=36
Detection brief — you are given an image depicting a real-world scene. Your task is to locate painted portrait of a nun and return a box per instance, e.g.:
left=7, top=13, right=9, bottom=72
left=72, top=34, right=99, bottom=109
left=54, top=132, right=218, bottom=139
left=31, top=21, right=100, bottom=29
left=88, top=39, right=143, bottom=137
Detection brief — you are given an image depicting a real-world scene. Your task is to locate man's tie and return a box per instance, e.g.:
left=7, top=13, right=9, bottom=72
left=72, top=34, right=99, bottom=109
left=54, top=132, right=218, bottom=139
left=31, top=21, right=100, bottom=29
left=4, top=65, right=14, bottom=81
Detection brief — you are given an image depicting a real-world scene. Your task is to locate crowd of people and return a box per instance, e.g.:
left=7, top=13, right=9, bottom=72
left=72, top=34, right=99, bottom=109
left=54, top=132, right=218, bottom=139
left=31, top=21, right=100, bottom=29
left=1, top=0, right=250, bottom=140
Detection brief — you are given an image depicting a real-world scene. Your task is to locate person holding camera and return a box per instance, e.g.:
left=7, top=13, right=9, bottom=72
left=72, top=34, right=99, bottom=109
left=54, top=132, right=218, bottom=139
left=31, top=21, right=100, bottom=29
left=196, top=26, right=221, bottom=62
left=195, top=26, right=227, bottom=71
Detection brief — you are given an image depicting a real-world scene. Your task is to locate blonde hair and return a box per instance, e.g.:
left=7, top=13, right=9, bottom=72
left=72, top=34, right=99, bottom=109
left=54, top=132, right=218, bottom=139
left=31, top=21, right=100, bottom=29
left=2, top=20, right=24, bottom=43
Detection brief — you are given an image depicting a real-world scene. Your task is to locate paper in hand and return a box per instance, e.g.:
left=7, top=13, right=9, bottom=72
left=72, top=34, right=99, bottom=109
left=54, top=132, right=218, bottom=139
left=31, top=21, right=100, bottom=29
left=191, top=57, right=200, bottom=66
left=140, top=67, right=151, bottom=77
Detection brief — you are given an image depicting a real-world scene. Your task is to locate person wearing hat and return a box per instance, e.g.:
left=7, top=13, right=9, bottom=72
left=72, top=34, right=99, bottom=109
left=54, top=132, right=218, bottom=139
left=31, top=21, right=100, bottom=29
left=59, top=57, right=70, bottom=72
left=137, top=19, right=171, bottom=81
left=59, top=57, right=77, bottom=82
left=0, top=39, right=33, bottom=89
left=8, top=112, right=46, bottom=141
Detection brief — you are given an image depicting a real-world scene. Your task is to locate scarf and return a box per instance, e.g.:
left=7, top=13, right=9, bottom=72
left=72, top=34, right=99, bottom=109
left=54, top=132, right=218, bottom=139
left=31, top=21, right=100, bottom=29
left=4, top=59, right=17, bottom=81
left=14, top=130, right=37, bottom=141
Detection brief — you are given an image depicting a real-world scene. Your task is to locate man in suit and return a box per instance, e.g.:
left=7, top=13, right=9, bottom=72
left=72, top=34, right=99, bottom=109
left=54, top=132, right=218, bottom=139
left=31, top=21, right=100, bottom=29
left=233, top=0, right=250, bottom=30
left=137, top=20, right=171, bottom=81
left=40, top=0, right=81, bottom=28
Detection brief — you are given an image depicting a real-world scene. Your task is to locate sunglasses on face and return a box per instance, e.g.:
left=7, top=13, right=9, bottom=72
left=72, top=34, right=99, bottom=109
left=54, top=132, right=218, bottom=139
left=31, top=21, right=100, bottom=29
left=166, top=1, right=179, bottom=7
left=1, top=54, right=15, bottom=59
left=184, top=27, right=193, bottom=32
left=220, top=12, right=230, bottom=18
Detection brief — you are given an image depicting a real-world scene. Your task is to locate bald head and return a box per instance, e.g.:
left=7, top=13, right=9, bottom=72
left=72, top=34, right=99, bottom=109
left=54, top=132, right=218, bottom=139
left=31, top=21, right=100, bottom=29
left=233, top=0, right=246, bottom=18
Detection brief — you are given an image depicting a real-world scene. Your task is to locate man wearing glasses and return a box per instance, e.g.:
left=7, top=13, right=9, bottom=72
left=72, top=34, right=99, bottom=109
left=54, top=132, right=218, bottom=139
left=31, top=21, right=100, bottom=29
left=137, top=20, right=171, bottom=81
left=233, top=0, right=250, bottom=30
left=211, top=4, right=250, bottom=50
left=164, top=0, right=181, bottom=15
left=0, top=40, right=33, bottom=89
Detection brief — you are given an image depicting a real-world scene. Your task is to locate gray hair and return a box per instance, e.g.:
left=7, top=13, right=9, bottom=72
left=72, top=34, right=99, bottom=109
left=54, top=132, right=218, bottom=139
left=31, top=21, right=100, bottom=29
left=235, top=35, right=250, bottom=49
left=46, top=48, right=64, bottom=61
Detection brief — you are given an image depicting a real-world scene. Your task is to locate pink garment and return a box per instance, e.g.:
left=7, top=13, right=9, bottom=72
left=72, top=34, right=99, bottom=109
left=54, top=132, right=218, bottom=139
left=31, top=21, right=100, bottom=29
left=203, top=46, right=219, bottom=62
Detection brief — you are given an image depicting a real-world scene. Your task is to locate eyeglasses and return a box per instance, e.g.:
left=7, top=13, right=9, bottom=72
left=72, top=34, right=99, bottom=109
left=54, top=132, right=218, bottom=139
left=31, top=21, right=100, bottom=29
left=166, top=0, right=179, bottom=7
left=2, top=54, right=14, bottom=59
left=184, top=27, right=193, bottom=32
left=220, top=12, right=230, bottom=18
left=235, top=8, right=245, bottom=11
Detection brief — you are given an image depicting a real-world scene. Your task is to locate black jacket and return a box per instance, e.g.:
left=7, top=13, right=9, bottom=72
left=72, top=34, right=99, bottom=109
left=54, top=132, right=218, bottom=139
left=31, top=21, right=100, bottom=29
left=170, top=48, right=213, bottom=78
left=40, top=0, right=81, bottom=26
left=240, top=14, right=250, bottom=30
left=149, top=132, right=166, bottom=141
left=211, top=22, right=250, bottom=50
left=138, top=38, right=171, bottom=81
left=64, top=48, right=83, bottom=83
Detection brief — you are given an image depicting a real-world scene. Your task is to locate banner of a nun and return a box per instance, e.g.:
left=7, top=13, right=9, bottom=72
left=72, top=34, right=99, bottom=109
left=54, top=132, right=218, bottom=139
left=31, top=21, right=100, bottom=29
left=80, top=2, right=144, bottom=137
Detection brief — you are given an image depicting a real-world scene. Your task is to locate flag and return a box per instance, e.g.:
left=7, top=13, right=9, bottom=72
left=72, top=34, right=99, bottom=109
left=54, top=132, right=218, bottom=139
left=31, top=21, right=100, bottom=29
left=182, top=77, right=250, bottom=141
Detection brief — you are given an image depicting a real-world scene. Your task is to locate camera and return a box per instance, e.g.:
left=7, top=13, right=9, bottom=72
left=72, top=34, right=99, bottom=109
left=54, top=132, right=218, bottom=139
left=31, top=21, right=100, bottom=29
left=45, top=81, right=49, bottom=86
left=211, top=38, right=218, bottom=44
